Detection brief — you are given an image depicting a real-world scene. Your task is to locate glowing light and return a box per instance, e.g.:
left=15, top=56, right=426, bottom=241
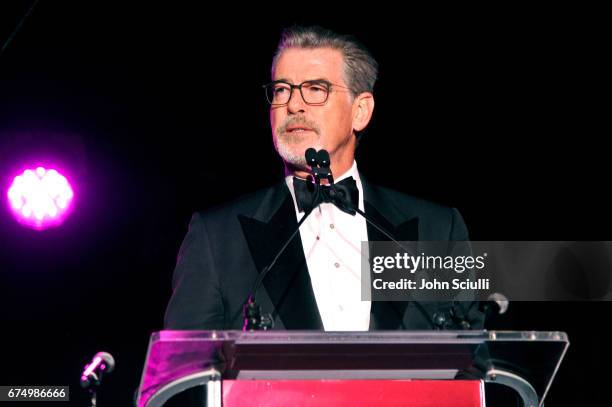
left=7, top=166, right=75, bottom=230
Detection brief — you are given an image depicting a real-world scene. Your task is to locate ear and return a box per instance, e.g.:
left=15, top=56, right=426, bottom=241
left=352, top=92, right=375, bottom=132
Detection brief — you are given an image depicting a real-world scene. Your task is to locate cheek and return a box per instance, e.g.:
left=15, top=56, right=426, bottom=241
left=270, top=110, right=284, bottom=132
left=326, top=105, right=354, bottom=133
left=322, top=103, right=350, bottom=123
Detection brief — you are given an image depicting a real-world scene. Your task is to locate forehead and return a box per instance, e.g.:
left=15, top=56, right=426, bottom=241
left=273, top=48, right=345, bottom=83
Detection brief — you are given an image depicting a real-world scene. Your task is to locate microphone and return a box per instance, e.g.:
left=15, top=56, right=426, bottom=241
left=307, top=148, right=333, bottom=184
left=452, top=292, right=509, bottom=330
left=480, top=292, right=509, bottom=320
left=242, top=149, right=461, bottom=331
left=305, top=147, right=318, bottom=167
left=80, top=351, right=115, bottom=389
left=316, top=149, right=331, bottom=169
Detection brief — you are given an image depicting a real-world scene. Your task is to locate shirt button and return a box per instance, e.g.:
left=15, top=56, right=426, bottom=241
left=329, top=224, right=335, bottom=229
left=334, top=262, right=340, bottom=268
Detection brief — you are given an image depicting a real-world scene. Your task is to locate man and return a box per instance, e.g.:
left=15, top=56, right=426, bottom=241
left=164, top=25, right=483, bottom=331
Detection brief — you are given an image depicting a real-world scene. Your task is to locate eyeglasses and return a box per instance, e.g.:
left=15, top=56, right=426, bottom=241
left=263, top=80, right=350, bottom=106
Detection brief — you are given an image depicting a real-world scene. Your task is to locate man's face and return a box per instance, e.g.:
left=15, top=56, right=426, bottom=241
left=270, top=48, right=356, bottom=172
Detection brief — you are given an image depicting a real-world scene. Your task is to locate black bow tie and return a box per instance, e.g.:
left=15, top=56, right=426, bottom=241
left=293, top=176, right=359, bottom=215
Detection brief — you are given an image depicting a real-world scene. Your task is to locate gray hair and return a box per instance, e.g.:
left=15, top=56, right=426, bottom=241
left=271, top=25, right=378, bottom=98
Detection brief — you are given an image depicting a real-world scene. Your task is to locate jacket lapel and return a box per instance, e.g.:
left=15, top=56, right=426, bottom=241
left=238, top=181, right=323, bottom=330
left=362, top=179, right=419, bottom=330
left=237, top=177, right=420, bottom=331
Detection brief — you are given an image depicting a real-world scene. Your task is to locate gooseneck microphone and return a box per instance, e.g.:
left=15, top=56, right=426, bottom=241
left=308, top=148, right=334, bottom=184
left=81, top=352, right=115, bottom=389
left=307, top=149, right=442, bottom=329
left=80, top=352, right=115, bottom=389
left=480, top=292, right=509, bottom=321
left=311, top=149, right=496, bottom=330
left=243, top=148, right=481, bottom=331
left=81, top=351, right=115, bottom=407
left=305, top=150, right=437, bottom=329
left=438, top=293, right=509, bottom=330
left=243, top=207, right=317, bottom=330
left=242, top=149, right=324, bottom=331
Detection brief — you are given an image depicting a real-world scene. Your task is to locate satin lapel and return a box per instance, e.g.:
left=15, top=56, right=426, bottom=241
left=238, top=182, right=323, bottom=330
left=362, top=179, right=419, bottom=330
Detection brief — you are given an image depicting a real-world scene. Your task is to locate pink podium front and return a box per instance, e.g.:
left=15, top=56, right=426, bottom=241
left=223, top=379, right=483, bottom=407
left=136, top=330, right=568, bottom=407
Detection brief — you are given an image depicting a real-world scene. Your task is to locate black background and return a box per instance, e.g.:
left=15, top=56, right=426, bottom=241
left=0, top=2, right=609, bottom=406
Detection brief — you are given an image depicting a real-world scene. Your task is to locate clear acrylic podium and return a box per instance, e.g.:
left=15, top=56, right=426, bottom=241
left=136, top=330, right=568, bottom=407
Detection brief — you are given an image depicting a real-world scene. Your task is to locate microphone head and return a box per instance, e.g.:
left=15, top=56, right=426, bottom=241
left=316, top=149, right=330, bottom=168
left=80, top=351, right=116, bottom=388
left=305, top=148, right=318, bottom=167
left=487, top=293, right=509, bottom=315
left=95, top=351, right=116, bottom=373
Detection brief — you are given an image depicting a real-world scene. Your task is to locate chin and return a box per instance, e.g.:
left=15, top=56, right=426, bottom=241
left=275, top=138, right=321, bottom=166
left=275, top=144, right=306, bottom=168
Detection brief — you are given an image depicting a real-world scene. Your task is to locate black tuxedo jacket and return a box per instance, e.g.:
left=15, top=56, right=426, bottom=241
left=164, top=178, right=483, bottom=330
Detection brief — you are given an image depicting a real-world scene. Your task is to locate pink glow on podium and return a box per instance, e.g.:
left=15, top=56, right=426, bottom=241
left=7, top=166, right=75, bottom=230
left=223, top=379, right=484, bottom=407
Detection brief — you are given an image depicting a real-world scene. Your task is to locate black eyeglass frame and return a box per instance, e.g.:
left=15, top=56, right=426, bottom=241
left=262, top=79, right=350, bottom=106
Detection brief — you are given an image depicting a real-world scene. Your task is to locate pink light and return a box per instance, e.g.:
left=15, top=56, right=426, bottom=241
left=7, top=166, right=75, bottom=230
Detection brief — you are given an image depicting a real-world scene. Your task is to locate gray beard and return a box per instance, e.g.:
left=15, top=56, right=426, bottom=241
left=274, top=137, right=307, bottom=168
left=273, top=115, right=323, bottom=170
left=273, top=132, right=321, bottom=170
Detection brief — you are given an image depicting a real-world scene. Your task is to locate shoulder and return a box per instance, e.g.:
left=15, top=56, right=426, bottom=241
left=189, top=182, right=286, bottom=226
left=365, top=182, right=468, bottom=240
left=367, top=183, right=458, bottom=217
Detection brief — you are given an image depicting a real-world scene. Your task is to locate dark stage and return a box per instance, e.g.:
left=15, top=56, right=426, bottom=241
left=0, top=2, right=608, bottom=406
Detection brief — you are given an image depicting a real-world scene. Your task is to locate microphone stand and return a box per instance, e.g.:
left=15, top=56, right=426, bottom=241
left=243, top=150, right=326, bottom=331
left=243, top=205, right=316, bottom=330
left=312, top=150, right=438, bottom=329
left=243, top=148, right=478, bottom=331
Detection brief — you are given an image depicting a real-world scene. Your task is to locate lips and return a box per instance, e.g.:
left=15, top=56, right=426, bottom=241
left=286, top=126, right=313, bottom=133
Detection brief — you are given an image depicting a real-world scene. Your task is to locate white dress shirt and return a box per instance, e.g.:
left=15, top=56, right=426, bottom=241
left=285, top=161, right=371, bottom=331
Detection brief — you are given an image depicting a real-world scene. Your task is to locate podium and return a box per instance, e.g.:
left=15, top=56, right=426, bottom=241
left=136, top=330, right=568, bottom=407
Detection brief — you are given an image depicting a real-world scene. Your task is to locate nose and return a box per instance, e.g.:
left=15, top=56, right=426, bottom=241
left=287, top=87, right=306, bottom=114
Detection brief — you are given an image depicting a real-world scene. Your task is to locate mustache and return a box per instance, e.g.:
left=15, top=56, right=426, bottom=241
left=278, top=116, right=321, bottom=135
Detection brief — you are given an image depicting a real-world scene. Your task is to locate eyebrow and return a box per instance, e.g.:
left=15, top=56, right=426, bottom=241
left=271, top=78, right=332, bottom=84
